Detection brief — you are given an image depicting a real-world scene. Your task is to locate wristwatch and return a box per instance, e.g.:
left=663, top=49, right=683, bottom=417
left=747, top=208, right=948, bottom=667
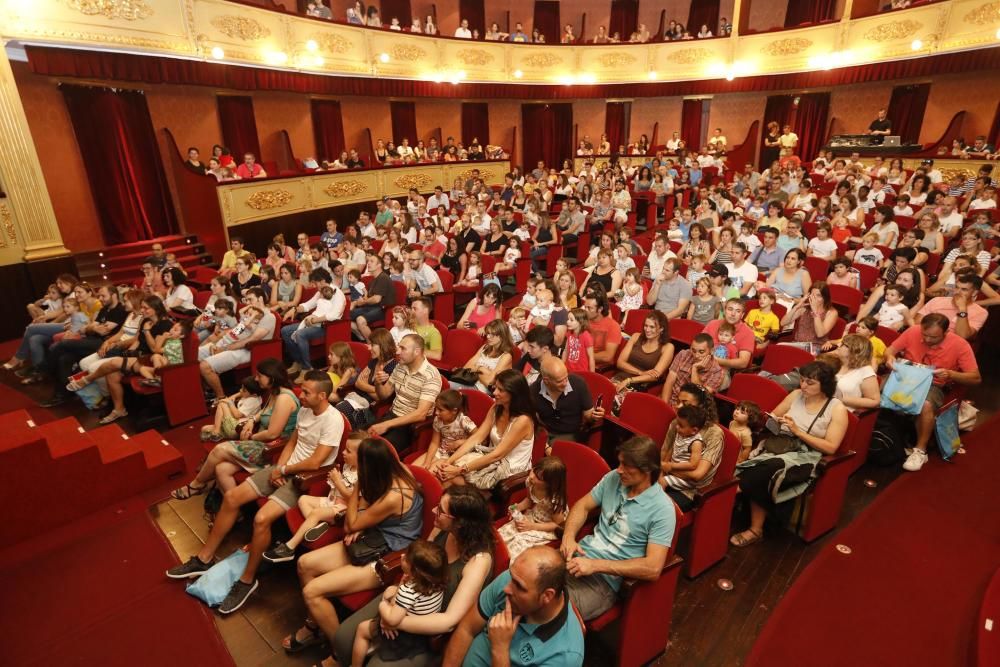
left=957, top=311, right=968, bottom=318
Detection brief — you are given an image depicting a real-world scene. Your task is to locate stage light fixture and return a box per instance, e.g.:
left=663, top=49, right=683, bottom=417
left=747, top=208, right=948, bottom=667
left=911, top=39, right=922, bottom=50
left=210, top=47, right=225, bottom=60
left=513, top=69, right=523, bottom=79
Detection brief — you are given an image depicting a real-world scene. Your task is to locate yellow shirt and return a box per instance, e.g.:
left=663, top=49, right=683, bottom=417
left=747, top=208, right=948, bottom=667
left=869, top=335, right=886, bottom=368
left=745, top=308, right=780, bottom=340
left=82, top=299, right=103, bottom=322
left=221, top=250, right=261, bottom=275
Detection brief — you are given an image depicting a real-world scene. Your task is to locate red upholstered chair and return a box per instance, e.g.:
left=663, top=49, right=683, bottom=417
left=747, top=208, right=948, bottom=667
left=193, top=290, right=212, bottom=310
left=433, top=270, right=456, bottom=326
left=577, top=371, right=617, bottom=450
left=851, top=263, right=880, bottom=293
left=804, top=256, right=830, bottom=283
left=585, top=502, right=684, bottom=667
left=348, top=342, right=371, bottom=370
left=128, top=330, right=208, bottom=426
left=669, top=318, right=705, bottom=349
left=760, top=344, right=816, bottom=376
left=430, top=327, right=483, bottom=373
left=725, top=373, right=788, bottom=413
left=829, top=284, right=863, bottom=317
left=612, top=392, right=675, bottom=446
left=797, top=410, right=859, bottom=542
left=544, top=244, right=564, bottom=277
left=550, top=439, right=611, bottom=508
left=622, top=308, right=654, bottom=336
left=828, top=316, right=847, bottom=341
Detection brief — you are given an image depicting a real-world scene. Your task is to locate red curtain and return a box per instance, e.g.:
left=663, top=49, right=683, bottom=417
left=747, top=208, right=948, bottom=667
left=610, top=0, right=640, bottom=40
left=888, top=83, right=931, bottom=145
left=990, top=101, right=1000, bottom=149
left=680, top=99, right=704, bottom=150
left=605, top=101, right=630, bottom=154
left=687, top=0, right=720, bottom=34
left=390, top=101, right=418, bottom=144
left=60, top=84, right=177, bottom=245
left=794, top=92, right=830, bottom=161
left=533, top=1, right=560, bottom=43
left=311, top=99, right=345, bottom=162
left=762, top=94, right=796, bottom=164
left=380, top=0, right=412, bottom=27
left=521, top=103, right=573, bottom=170
left=26, top=45, right=1000, bottom=101
left=784, top=0, right=837, bottom=27
left=459, top=0, right=486, bottom=35
left=217, top=95, right=261, bottom=160
left=461, top=102, right=490, bottom=146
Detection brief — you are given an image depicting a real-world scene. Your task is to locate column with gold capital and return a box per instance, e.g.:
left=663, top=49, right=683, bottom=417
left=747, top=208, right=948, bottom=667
left=0, top=44, right=69, bottom=263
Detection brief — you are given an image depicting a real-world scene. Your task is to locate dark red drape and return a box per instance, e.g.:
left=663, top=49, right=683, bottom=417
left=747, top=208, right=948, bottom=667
left=60, top=84, right=177, bottom=245
left=459, top=0, right=486, bottom=35
left=311, top=99, right=345, bottom=161
left=217, top=95, right=262, bottom=160
left=990, top=101, right=1000, bottom=149
left=461, top=102, right=490, bottom=146
left=680, top=99, right=704, bottom=150
left=605, top=101, right=630, bottom=154
left=533, top=1, right=560, bottom=43
left=687, top=0, right=720, bottom=34
left=784, top=0, right=837, bottom=27
left=610, top=0, right=639, bottom=40
left=794, top=92, right=830, bottom=161
left=521, top=103, right=573, bottom=170
left=26, top=45, right=1000, bottom=100
left=390, top=101, right=418, bottom=144
left=379, top=0, right=412, bottom=27
left=887, top=83, right=931, bottom=145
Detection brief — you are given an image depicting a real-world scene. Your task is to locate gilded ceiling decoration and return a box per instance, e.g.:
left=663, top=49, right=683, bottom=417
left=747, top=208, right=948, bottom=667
left=210, top=15, right=271, bottom=41
left=393, top=174, right=433, bottom=189
left=324, top=181, right=368, bottom=198
left=521, top=53, right=562, bottom=68
left=666, top=48, right=711, bottom=65
left=456, top=49, right=494, bottom=66
left=963, top=2, right=1000, bottom=24
left=390, top=44, right=427, bottom=61
left=761, top=38, right=813, bottom=56
left=65, top=0, right=153, bottom=21
left=246, top=190, right=293, bottom=210
left=864, top=19, right=923, bottom=42
left=317, top=34, right=352, bottom=54
left=597, top=53, right=637, bottom=67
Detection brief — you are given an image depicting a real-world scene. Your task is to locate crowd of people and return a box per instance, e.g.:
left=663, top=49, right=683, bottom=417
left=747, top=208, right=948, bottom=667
left=7, top=126, right=998, bottom=664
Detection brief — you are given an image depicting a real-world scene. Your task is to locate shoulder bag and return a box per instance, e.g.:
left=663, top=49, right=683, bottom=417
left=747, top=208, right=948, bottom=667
left=762, top=397, right=831, bottom=455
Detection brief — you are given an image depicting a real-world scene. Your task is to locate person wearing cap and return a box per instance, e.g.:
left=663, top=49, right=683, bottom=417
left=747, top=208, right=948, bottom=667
left=921, top=159, right=943, bottom=184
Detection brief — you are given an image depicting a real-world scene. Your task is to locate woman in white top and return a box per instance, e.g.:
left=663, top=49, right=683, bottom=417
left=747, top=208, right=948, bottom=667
left=868, top=206, right=899, bottom=248
left=161, top=267, right=195, bottom=314
left=79, top=288, right=145, bottom=376
left=439, top=370, right=536, bottom=490
left=450, top=320, right=514, bottom=394
left=832, top=335, right=880, bottom=411
left=906, top=175, right=931, bottom=206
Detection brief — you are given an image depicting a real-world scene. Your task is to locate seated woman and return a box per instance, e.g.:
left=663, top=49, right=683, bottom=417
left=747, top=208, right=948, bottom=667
left=289, top=438, right=423, bottom=663
left=230, top=255, right=262, bottom=301
left=170, top=357, right=299, bottom=499
left=857, top=267, right=924, bottom=324
left=660, top=401, right=726, bottom=512
left=161, top=267, right=197, bottom=316
left=270, top=262, right=303, bottom=317
left=730, top=361, right=848, bottom=546
left=5, top=275, right=80, bottom=375
left=337, top=328, right=398, bottom=429
left=612, top=310, right=675, bottom=394
left=830, top=334, right=880, bottom=412
left=324, top=486, right=495, bottom=664
left=449, top=320, right=514, bottom=394
left=580, top=249, right=622, bottom=298
left=456, top=284, right=502, bottom=333
left=436, top=370, right=536, bottom=490
left=66, top=295, right=173, bottom=424
left=779, top=282, right=839, bottom=350
left=766, top=249, right=812, bottom=311
left=530, top=213, right=559, bottom=272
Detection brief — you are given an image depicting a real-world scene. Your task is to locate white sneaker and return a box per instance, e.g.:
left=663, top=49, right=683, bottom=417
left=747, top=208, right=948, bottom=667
left=903, top=449, right=929, bottom=472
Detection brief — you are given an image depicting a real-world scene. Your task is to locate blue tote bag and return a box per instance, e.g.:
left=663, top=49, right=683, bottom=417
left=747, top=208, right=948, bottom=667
left=880, top=362, right=934, bottom=416
left=186, top=547, right=248, bottom=607
left=934, top=402, right=961, bottom=461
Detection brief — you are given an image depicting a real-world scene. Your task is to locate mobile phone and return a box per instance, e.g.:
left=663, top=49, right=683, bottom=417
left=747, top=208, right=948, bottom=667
left=595, top=395, right=604, bottom=410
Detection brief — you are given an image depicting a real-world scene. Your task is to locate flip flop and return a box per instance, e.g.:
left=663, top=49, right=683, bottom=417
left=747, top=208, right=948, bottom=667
left=283, top=622, right=324, bottom=653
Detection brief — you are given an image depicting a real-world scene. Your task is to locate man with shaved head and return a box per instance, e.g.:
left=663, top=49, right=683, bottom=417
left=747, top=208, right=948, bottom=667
left=529, top=357, right=604, bottom=444
left=443, top=546, right=584, bottom=666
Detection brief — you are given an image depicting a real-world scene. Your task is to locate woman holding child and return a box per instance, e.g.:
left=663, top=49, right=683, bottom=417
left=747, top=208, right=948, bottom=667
left=660, top=391, right=726, bottom=512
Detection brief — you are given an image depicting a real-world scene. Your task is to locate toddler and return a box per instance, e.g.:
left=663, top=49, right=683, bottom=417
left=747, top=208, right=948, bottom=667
left=666, top=217, right=683, bottom=242
left=417, top=390, right=477, bottom=474
left=27, top=284, right=63, bottom=323
left=563, top=307, right=594, bottom=373
left=688, top=276, right=721, bottom=325
left=138, top=320, right=192, bottom=386
left=617, top=268, right=644, bottom=317
left=389, top=305, right=416, bottom=345
left=200, top=376, right=264, bottom=441
left=660, top=405, right=707, bottom=497
left=507, top=306, right=529, bottom=344
left=826, top=257, right=859, bottom=290
left=876, top=284, right=910, bottom=331
left=744, top=288, right=780, bottom=345
left=614, top=243, right=636, bottom=276
left=713, top=322, right=738, bottom=360
left=687, top=253, right=709, bottom=285
left=346, top=269, right=367, bottom=302
left=892, top=193, right=914, bottom=217
left=529, top=287, right=556, bottom=325
left=730, top=400, right=762, bottom=464
left=59, top=297, right=90, bottom=340
left=495, top=237, right=521, bottom=273
left=498, top=457, right=568, bottom=558
left=263, top=431, right=364, bottom=562
left=352, top=539, right=447, bottom=664
left=852, top=233, right=885, bottom=267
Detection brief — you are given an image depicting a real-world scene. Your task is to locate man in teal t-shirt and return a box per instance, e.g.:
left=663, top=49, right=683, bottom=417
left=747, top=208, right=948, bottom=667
left=443, top=546, right=584, bottom=667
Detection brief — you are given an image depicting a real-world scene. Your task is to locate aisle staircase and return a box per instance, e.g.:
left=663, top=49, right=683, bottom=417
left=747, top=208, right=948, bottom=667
left=74, top=234, right=214, bottom=283
left=0, top=409, right=184, bottom=549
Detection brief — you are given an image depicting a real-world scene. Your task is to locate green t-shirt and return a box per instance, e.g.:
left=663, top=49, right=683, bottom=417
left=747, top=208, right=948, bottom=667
left=414, top=323, right=442, bottom=353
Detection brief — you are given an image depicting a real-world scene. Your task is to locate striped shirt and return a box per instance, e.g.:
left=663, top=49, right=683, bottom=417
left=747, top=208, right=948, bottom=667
left=394, top=581, right=444, bottom=616
left=389, top=358, right=442, bottom=417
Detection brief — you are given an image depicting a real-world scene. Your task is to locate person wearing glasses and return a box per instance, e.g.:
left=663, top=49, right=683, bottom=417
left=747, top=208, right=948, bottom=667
left=403, top=249, right=442, bottom=300
left=559, top=436, right=675, bottom=621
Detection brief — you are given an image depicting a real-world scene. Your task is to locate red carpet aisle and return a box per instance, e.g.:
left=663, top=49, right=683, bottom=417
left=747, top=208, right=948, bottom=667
left=744, top=413, right=1000, bottom=667
left=0, top=497, right=235, bottom=667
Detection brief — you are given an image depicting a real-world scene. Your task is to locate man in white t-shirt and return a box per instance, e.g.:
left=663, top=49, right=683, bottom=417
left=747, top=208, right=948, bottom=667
left=166, top=371, right=344, bottom=613
left=404, top=249, right=442, bottom=299
left=454, top=18, right=472, bottom=38
left=644, top=233, right=678, bottom=280
left=725, top=243, right=759, bottom=297
left=936, top=196, right=964, bottom=240
left=666, top=132, right=682, bottom=152
left=426, top=186, right=449, bottom=212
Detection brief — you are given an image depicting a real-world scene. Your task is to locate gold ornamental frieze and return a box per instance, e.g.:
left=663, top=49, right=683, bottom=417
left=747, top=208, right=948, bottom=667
left=0, top=203, right=15, bottom=247
left=390, top=44, right=427, bottom=61
left=597, top=53, right=637, bottom=68
left=964, top=2, right=1000, bottom=24
left=317, top=34, right=352, bottom=54
left=456, top=49, right=494, bottom=66
left=65, top=0, right=153, bottom=21
left=459, top=168, right=496, bottom=182
left=392, top=174, right=433, bottom=189
left=864, top=20, right=923, bottom=42
left=323, top=181, right=368, bottom=198
left=522, top=53, right=562, bottom=68
left=246, top=190, right=293, bottom=210
left=667, top=48, right=711, bottom=65
left=761, top=38, right=813, bottom=56
left=211, top=15, right=271, bottom=41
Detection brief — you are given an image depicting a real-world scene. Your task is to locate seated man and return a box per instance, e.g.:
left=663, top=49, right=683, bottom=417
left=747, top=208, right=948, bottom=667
left=516, top=326, right=556, bottom=385
left=702, top=299, right=755, bottom=377
left=916, top=273, right=987, bottom=340
left=370, top=333, right=442, bottom=452
left=885, top=313, right=981, bottom=472
left=281, top=269, right=346, bottom=376
left=443, top=546, right=585, bottom=667
left=166, top=371, right=344, bottom=613
left=660, top=333, right=726, bottom=405
left=218, top=237, right=259, bottom=278
left=582, top=291, right=622, bottom=369
left=530, top=357, right=604, bottom=443
left=404, top=249, right=443, bottom=300
left=559, top=436, right=675, bottom=621
left=199, top=288, right=276, bottom=400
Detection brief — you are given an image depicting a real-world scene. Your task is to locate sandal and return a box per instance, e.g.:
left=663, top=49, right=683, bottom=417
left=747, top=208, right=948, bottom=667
left=66, top=376, right=91, bottom=392
left=171, top=481, right=210, bottom=500
left=729, top=528, right=763, bottom=548
left=3, top=358, right=23, bottom=370
left=98, top=409, right=127, bottom=425
left=283, top=621, right=324, bottom=653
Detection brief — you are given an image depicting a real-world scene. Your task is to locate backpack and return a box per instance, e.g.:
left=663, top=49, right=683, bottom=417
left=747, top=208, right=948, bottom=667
left=868, top=409, right=915, bottom=467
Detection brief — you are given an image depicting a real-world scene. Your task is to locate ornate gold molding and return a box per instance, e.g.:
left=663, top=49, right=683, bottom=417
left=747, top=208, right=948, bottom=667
left=456, top=49, right=494, bottom=66
left=317, top=34, right=352, bottom=54
left=0, top=203, right=15, bottom=248
left=597, top=53, right=637, bottom=68
left=393, top=174, right=433, bottom=190
left=963, top=2, right=1000, bottom=24
left=459, top=168, right=496, bottom=182
left=522, top=53, right=562, bottom=68
left=761, top=38, right=813, bottom=56
left=246, top=190, right=293, bottom=210
left=210, top=16, right=270, bottom=42
left=390, top=44, right=427, bottom=61
left=667, top=48, right=711, bottom=65
left=324, top=181, right=368, bottom=198
left=65, top=0, right=153, bottom=21
left=864, top=19, right=923, bottom=41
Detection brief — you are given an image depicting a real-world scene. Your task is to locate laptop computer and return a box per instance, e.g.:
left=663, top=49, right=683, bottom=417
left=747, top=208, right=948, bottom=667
left=883, top=135, right=901, bottom=147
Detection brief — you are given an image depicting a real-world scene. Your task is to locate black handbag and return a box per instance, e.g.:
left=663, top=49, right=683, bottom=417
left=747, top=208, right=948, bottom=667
left=346, top=529, right=391, bottom=566
left=450, top=367, right=480, bottom=386
left=762, top=398, right=831, bottom=455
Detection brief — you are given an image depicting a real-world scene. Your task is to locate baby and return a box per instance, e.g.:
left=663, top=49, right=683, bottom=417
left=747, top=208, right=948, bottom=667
left=200, top=376, right=264, bottom=441
left=59, top=297, right=90, bottom=340
left=529, top=288, right=556, bottom=325
left=347, top=269, right=367, bottom=302
left=660, top=405, right=707, bottom=492
left=713, top=321, right=738, bottom=360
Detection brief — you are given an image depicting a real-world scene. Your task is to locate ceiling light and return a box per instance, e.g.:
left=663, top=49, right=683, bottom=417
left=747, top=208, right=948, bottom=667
left=647, top=71, right=657, bottom=80
left=306, top=39, right=318, bottom=52
left=725, top=71, right=735, bottom=81
left=210, top=46, right=225, bottom=60
left=513, top=69, right=523, bottom=79
left=379, top=52, right=390, bottom=63
left=911, top=39, right=922, bottom=50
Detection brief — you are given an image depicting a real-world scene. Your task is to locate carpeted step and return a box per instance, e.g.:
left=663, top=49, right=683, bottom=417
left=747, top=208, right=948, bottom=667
left=36, top=417, right=92, bottom=458
left=128, top=430, right=184, bottom=472
left=0, top=409, right=40, bottom=452
left=95, top=434, right=142, bottom=464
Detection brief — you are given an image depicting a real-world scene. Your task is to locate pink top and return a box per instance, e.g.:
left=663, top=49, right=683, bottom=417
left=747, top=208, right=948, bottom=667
left=467, top=302, right=499, bottom=330
left=564, top=331, right=594, bottom=372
